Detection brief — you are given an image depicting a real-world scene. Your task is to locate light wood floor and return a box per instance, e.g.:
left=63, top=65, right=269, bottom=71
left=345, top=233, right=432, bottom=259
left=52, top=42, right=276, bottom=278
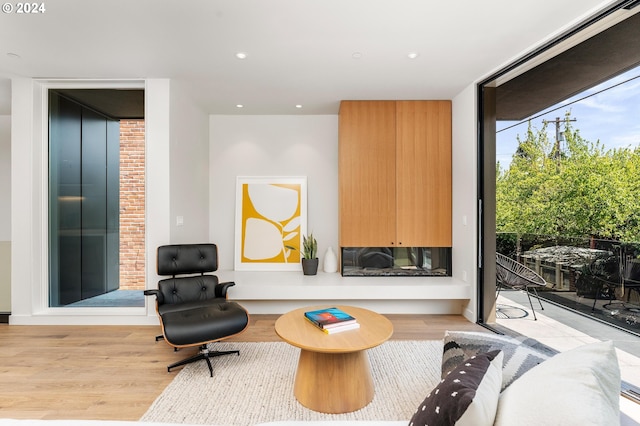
left=0, top=314, right=484, bottom=421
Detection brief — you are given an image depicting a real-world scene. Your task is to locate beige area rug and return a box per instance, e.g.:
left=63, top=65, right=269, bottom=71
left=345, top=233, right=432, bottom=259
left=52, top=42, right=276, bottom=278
left=140, top=341, right=443, bottom=426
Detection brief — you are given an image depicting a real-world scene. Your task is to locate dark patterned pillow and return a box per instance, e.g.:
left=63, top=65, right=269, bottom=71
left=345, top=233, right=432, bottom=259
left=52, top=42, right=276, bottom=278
left=409, top=350, right=503, bottom=426
left=442, top=331, right=552, bottom=391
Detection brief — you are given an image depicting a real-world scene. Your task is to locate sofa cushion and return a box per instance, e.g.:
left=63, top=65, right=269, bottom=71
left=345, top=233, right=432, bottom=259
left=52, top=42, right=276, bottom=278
left=442, top=330, right=551, bottom=391
left=409, top=350, right=503, bottom=426
left=494, top=340, right=620, bottom=426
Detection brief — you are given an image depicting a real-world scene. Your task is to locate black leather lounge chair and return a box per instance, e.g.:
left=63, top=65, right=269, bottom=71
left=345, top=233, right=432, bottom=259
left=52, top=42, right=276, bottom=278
left=144, top=243, right=249, bottom=377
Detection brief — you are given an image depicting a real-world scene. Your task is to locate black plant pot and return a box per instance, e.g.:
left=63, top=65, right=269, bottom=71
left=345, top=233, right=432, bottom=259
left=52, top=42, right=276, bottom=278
left=302, top=258, right=319, bottom=275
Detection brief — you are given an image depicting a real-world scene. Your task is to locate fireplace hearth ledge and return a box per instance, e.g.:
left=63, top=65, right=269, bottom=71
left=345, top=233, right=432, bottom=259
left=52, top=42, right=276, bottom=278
left=214, top=270, right=471, bottom=315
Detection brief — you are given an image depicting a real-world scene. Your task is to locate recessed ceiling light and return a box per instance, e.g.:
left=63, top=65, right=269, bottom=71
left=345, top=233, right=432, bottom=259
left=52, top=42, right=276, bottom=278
left=295, top=104, right=303, bottom=109
left=407, top=52, right=419, bottom=59
left=352, top=52, right=363, bottom=59
left=235, top=52, right=248, bottom=59
left=236, top=104, right=244, bottom=108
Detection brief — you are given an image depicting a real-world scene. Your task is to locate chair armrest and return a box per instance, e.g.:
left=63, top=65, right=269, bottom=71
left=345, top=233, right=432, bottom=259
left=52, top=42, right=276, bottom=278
left=144, top=289, right=164, bottom=305
left=216, top=281, right=236, bottom=298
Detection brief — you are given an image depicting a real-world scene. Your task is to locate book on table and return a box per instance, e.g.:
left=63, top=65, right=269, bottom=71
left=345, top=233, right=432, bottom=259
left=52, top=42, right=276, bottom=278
left=304, top=307, right=356, bottom=327
left=321, top=321, right=360, bottom=334
left=304, top=316, right=361, bottom=334
left=304, top=307, right=359, bottom=333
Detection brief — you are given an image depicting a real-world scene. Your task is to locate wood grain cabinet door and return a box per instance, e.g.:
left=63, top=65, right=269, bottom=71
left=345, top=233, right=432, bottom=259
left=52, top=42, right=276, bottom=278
left=339, top=100, right=452, bottom=248
left=396, top=100, right=452, bottom=247
left=339, top=101, right=397, bottom=246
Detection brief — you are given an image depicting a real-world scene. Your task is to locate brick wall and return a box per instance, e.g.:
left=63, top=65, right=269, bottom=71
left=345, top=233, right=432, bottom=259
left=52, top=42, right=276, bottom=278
left=119, top=120, right=146, bottom=290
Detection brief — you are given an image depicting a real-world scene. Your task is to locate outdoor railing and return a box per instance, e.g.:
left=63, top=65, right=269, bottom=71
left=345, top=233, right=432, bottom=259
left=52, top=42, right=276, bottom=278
left=497, top=233, right=640, bottom=334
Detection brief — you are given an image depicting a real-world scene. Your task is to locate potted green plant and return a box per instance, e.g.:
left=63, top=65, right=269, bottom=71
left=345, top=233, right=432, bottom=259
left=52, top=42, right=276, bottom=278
left=301, top=233, right=319, bottom=275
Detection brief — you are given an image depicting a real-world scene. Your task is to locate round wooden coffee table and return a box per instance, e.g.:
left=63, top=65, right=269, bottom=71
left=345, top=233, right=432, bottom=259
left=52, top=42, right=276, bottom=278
left=275, top=305, right=393, bottom=414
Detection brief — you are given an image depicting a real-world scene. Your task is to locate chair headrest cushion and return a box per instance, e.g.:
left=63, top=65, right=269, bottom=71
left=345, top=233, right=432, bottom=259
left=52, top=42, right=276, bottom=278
left=157, top=244, right=218, bottom=276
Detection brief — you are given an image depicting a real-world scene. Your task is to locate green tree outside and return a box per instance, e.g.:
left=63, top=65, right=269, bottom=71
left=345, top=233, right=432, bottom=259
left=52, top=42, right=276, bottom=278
left=497, top=112, right=640, bottom=242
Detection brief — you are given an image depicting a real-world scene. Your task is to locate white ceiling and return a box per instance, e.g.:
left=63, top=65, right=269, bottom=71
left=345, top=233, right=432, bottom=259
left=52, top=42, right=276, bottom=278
left=0, top=0, right=618, bottom=116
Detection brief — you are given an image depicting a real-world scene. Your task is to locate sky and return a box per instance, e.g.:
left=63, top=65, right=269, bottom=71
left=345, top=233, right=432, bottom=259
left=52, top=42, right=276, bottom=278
left=496, top=64, right=640, bottom=168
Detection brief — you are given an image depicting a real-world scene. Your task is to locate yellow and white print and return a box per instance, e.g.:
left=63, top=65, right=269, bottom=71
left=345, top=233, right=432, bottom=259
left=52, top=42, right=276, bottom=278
left=235, top=177, right=307, bottom=271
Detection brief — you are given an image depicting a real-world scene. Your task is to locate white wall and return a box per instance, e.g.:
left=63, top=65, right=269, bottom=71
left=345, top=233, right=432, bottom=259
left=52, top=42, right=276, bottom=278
left=451, top=85, right=479, bottom=322
left=144, top=78, right=172, bottom=311
left=0, top=115, right=10, bottom=241
left=169, top=81, right=210, bottom=243
left=209, top=115, right=339, bottom=271
left=0, top=114, right=10, bottom=312
left=11, top=78, right=39, bottom=321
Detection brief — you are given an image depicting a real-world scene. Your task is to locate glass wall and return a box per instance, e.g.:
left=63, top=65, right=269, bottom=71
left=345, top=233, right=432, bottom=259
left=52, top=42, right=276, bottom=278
left=497, top=233, right=640, bottom=335
left=48, top=91, right=120, bottom=306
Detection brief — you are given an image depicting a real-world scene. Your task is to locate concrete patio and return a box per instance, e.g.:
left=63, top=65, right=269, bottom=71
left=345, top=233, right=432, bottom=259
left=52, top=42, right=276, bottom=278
left=496, top=289, right=640, bottom=393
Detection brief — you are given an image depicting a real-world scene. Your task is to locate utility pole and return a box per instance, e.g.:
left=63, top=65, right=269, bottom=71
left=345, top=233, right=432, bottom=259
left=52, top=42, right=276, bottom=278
left=543, top=116, right=576, bottom=161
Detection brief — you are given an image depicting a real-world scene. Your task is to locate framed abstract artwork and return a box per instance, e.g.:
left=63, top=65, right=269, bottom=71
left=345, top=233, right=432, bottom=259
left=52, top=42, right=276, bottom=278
left=234, top=176, right=307, bottom=271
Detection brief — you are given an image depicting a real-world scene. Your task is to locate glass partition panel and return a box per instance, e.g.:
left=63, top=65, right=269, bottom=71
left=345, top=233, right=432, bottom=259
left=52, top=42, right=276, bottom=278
left=497, top=233, right=640, bottom=335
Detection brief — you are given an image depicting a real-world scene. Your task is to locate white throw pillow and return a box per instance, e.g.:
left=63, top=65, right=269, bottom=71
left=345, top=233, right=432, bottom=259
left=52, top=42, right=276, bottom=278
left=494, top=340, right=620, bottom=426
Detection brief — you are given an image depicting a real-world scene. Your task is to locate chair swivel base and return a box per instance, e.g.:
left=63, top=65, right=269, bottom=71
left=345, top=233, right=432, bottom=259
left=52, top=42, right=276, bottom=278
left=167, top=344, right=239, bottom=377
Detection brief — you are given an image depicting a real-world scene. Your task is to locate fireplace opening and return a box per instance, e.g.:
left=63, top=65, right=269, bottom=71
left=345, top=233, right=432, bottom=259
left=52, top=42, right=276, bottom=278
left=341, top=247, right=452, bottom=277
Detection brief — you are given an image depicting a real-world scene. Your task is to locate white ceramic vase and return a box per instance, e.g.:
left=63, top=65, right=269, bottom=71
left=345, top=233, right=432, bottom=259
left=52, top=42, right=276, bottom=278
left=323, top=246, right=338, bottom=273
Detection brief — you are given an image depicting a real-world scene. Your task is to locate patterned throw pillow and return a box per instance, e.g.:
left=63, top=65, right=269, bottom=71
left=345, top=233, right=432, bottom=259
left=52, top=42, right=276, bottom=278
left=409, top=350, right=503, bottom=426
left=442, top=331, right=551, bottom=391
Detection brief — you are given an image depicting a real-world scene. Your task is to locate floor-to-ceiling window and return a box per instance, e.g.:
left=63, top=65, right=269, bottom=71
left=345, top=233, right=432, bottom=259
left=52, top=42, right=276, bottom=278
left=478, top=0, right=640, bottom=398
left=494, top=65, right=640, bottom=335
left=478, top=0, right=640, bottom=326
